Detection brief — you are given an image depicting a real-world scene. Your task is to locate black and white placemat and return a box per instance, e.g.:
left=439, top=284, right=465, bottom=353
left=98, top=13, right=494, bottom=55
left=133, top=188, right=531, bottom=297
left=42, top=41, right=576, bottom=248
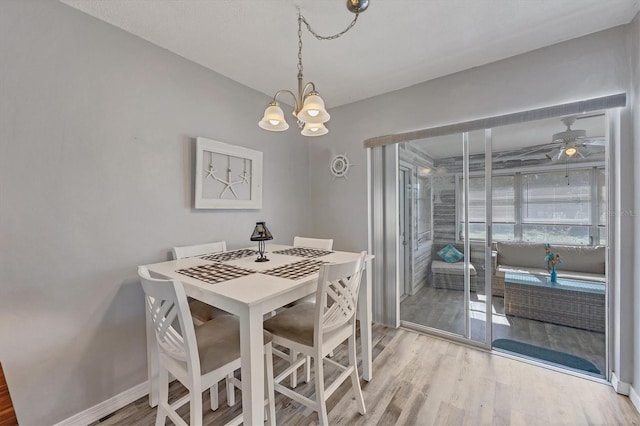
left=262, top=259, right=326, bottom=280
left=272, top=247, right=333, bottom=258
left=177, top=263, right=255, bottom=284
left=199, top=249, right=258, bottom=262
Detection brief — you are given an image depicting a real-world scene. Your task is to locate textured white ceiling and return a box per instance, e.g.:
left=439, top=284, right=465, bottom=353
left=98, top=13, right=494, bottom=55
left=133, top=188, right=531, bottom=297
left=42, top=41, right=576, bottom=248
left=60, top=0, right=639, bottom=109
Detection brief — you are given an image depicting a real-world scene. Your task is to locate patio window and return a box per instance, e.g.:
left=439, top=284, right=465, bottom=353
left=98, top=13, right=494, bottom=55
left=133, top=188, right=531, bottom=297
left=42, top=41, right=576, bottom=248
left=459, top=167, right=605, bottom=246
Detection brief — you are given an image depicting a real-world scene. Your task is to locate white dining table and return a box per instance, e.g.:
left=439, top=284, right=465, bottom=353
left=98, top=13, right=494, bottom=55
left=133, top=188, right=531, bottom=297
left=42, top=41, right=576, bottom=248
left=143, top=244, right=374, bottom=425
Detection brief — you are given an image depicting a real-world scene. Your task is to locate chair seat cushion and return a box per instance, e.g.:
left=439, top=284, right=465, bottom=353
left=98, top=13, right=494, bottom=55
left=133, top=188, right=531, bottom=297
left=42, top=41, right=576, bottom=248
left=188, top=299, right=230, bottom=323
left=431, top=260, right=477, bottom=276
left=196, top=315, right=272, bottom=374
left=263, top=302, right=315, bottom=347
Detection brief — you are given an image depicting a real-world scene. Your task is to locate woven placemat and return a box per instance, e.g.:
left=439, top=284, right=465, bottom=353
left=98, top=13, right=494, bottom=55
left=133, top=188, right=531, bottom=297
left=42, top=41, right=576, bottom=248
left=262, top=259, right=325, bottom=280
left=199, top=249, right=258, bottom=262
left=272, top=247, right=333, bottom=258
left=177, top=263, right=254, bottom=284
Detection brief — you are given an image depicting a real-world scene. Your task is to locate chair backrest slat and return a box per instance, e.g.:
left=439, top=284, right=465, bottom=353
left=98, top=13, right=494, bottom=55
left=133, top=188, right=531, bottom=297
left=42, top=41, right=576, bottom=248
left=293, top=236, right=334, bottom=250
left=139, top=266, right=200, bottom=373
left=315, top=252, right=366, bottom=340
left=172, top=241, right=227, bottom=259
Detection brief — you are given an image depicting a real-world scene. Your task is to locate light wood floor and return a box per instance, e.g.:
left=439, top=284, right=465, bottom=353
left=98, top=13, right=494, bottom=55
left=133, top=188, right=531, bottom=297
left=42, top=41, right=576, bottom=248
left=401, top=285, right=606, bottom=375
left=92, top=325, right=639, bottom=425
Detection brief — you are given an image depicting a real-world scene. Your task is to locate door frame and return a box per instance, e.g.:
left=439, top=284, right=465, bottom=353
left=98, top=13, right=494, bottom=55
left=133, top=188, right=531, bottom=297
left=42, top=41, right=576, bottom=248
left=399, top=161, right=417, bottom=299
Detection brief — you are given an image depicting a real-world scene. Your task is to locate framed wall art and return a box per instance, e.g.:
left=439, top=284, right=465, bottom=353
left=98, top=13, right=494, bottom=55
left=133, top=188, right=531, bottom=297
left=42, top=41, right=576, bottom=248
left=194, top=137, right=263, bottom=209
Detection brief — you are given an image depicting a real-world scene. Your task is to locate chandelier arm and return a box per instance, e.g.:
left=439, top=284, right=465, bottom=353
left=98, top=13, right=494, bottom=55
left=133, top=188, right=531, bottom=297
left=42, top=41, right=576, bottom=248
left=301, top=82, right=317, bottom=98
left=300, top=12, right=360, bottom=41
left=272, top=89, right=300, bottom=113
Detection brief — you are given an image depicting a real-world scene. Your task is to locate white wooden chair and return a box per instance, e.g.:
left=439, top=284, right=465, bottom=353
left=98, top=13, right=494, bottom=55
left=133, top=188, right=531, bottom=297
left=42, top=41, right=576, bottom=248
left=172, top=241, right=230, bottom=326
left=277, top=236, right=335, bottom=387
left=171, top=241, right=238, bottom=409
left=263, top=252, right=367, bottom=426
left=293, top=236, right=334, bottom=251
left=139, top=266, right=276, bottom=426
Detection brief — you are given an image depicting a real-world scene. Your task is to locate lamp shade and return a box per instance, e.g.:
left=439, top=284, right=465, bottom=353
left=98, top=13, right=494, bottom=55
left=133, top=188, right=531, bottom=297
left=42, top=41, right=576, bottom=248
left=297, top=93, right=330, bottom=124
left=259, top=103, right=289, bottom=131
left=250, top=221, right=273, bottom=241
left=301, top=122, right=328, bottom=137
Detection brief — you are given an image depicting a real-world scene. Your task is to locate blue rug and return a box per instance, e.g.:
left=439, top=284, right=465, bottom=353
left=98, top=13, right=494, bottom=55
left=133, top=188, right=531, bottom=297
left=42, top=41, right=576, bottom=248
left=493, top=339, right=601, bottom=375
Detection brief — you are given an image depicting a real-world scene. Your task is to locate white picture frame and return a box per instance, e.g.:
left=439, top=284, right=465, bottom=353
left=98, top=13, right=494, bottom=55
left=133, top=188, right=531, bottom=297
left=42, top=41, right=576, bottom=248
left=194, top=137, right=263, bottom=209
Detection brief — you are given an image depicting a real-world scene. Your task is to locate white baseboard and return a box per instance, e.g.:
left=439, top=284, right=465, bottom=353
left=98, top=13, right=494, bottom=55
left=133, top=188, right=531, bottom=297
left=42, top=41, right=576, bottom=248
left=53, top=381, right=148, bottom=426
left=611, top=372, right=630, bottom=395
left=630, top=386, right=640, bottom=414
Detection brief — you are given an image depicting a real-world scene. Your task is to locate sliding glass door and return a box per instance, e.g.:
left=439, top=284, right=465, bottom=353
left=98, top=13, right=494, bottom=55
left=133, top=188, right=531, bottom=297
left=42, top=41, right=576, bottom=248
left=397, top=115, right=608, bottom=376
left=489, top=115, right=607, bottom=377
left=399, top=130, right=491, bottom=346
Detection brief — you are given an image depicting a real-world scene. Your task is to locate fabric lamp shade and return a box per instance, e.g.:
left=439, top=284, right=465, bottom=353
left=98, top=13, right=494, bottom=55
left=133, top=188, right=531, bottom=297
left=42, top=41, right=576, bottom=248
left=250, top=222, right=273, bottom=241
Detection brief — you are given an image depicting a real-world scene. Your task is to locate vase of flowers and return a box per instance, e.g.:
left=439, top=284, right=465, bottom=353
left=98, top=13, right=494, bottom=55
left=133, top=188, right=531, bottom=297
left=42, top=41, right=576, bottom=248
left=544, top=243, right=562, bottom=284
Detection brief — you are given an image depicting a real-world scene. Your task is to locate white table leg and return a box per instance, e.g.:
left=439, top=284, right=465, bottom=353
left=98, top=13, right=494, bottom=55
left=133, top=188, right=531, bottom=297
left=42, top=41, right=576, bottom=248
left=146, top=306, right=159, bottom=407
left=240, top=305, right=265, bottom=425
left=359, top=258, right=373, bottom=381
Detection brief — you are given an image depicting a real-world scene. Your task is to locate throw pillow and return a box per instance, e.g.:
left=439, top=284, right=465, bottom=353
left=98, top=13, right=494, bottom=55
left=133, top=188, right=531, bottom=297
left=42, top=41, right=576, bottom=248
left=437, top=244, right=464, bottom=263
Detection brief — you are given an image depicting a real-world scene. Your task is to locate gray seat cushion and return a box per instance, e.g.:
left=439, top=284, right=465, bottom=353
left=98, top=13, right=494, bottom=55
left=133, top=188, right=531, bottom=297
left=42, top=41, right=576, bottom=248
left=263, top=302, right=316, bottom=347
left=431, top=260, right=477, bottom=276
left=189, top=299, right=230, bottom=323
left=195, top=315, right=272, bottom=374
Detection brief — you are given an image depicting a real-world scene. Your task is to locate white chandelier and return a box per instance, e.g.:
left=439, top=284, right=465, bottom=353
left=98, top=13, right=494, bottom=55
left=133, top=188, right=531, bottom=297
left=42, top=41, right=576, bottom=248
left=258, top=0, right=369, bottom=137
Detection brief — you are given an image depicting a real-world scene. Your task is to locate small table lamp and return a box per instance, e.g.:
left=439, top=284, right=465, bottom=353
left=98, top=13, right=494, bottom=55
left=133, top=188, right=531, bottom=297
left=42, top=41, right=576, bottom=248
left=250, top=221, right=273, bottom=262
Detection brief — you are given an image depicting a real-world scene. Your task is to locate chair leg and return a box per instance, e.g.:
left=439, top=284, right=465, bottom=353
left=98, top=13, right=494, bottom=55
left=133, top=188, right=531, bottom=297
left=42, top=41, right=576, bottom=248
left=314, top=354, right=329, bottom=426
left=190, top=378, right=203, bottom=426
left=290, top=350, right=298, bottom=388
left=348, top=334, right=366, bottom=415
left=264, top=343, right=276, bottom=426
left=304, top=355, right=311, bottom=383
left=155, top=367, right=169, bottom=426
left=210, top=382, right=219, bottom=411
left=226, top=374, right=235, bottom=406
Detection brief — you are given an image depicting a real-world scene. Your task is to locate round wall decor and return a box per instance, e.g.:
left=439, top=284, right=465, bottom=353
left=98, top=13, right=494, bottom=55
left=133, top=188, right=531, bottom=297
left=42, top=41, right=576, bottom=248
left=329, top=154, right=352, bottom=178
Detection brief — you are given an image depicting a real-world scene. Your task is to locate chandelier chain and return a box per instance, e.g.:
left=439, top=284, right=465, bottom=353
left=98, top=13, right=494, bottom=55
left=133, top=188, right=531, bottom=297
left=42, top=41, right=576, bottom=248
left=298, top=14, right=303, bottom=76
left=297, top=11, right=360, bottom=77
left=300, top=12, right=360, bottom=41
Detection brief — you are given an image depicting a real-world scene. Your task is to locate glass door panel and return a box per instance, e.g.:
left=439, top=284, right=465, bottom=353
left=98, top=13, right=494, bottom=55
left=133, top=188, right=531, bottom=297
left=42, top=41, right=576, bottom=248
left=399, top=133, right=484, bottom=341
left=490, top=115, right=607, bottom=377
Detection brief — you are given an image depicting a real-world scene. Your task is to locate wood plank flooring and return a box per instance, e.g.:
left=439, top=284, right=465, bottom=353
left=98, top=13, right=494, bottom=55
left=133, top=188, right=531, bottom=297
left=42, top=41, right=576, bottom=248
left=400, top=286, right=606, bottom=374
left=92, top=325, right=639, bottom=425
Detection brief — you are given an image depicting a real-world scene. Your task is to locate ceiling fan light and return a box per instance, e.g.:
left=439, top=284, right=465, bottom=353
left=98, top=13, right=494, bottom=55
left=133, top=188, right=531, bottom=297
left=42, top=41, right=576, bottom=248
left=565, top=147, right=578, bottom=157
left=301, top=122, right=328, bottom=137
left=298, top=93, right=330, bottom=124
left=259, top=103, right=289, bottom=131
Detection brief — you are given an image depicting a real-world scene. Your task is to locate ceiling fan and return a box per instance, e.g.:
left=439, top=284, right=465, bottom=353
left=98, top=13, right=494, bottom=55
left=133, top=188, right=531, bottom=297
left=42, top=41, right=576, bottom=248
left=544, top=115, right=605, bottom=162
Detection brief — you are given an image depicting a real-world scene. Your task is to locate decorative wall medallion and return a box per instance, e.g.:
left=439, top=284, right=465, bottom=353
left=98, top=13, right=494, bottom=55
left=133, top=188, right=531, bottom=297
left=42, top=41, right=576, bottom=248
left=329, top=153, right=353, bottom=179
left=195, top=137, right=263, bottom=209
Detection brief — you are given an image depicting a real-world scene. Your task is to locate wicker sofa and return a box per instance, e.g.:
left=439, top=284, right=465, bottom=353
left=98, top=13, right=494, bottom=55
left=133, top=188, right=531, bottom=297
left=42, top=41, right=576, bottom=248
left=492, top=242, right=606, bottom=297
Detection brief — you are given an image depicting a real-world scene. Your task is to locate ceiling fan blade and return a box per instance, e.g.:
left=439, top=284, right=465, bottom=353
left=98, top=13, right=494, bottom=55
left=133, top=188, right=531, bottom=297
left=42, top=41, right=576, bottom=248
left=546, top=148, right=562, bottom=161
left=582, top=137, right=605, bottom=146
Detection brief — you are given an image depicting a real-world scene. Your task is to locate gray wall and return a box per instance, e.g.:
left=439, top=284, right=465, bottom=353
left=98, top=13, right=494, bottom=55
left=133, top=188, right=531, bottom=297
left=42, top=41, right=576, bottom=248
left=0, top=1, right=309, bottom=424
left=310, top=24, right=633, bottom=252
left=309, top=21, right=637, bottom=383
